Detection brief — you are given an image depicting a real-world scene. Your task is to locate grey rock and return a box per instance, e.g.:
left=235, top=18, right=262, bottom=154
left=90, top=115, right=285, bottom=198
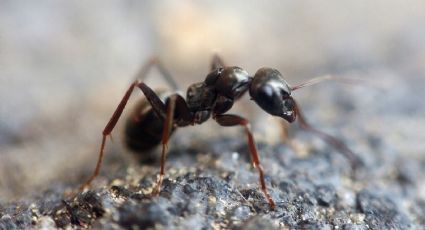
left=0, top=215, right=17, bottom=230
left=315, top=184, right=336, bottom=207
left=357, top=190, right=411, bottom=229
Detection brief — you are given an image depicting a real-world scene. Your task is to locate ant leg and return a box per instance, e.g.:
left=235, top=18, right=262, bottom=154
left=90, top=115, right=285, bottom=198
left=278, top=120, right=309, bottom=155
left=134, top=57, right=179, bottom=90
left=293, top=99, right=363, bottom=169
left=214, top=114, right=276, bottom=210
left=80, top=80, right=141, bottom=190
left=211, top=53, right=226, bottom=70
left=80, top=81, right=168, bottom=190
left=279, top=120, right=294, bottom=146
left=152, top=95, right=177, bottom=195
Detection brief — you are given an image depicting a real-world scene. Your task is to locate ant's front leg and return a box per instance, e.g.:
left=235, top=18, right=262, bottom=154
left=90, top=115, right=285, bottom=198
left=293, top=99, right=364, bottom=170
left=214, top=114, right=276, bottom=210
left=278, top=119, right=313, bottom=157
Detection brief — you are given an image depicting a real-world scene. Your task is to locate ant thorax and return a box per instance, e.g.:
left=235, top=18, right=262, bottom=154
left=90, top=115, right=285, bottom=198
left=186, top=82, right=216, bottom=112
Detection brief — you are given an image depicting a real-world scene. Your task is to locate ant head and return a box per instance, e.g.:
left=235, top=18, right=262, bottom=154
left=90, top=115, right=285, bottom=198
left=249, top=68, right=296, bottom=123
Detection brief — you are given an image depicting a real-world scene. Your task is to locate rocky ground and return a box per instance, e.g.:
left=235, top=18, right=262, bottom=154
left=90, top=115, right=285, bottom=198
left=1, top=73, right=425, bottom=229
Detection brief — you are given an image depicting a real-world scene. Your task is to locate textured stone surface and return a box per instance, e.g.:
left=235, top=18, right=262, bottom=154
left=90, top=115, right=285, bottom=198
left=1, top=1, right=425, bottom=229
left=1, top=64, right=425, bottom=229
left=1, top=124, right=425, bottom=229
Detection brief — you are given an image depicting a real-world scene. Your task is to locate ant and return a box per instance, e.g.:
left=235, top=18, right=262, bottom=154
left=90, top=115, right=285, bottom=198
left=81, top=55, right=362, bottom=210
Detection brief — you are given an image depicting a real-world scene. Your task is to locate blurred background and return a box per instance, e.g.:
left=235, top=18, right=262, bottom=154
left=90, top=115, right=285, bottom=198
left=0, top=0, right=424, bottom=200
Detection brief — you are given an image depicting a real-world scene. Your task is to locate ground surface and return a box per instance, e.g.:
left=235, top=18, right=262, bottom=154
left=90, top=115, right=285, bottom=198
left=1, top=74, right=425, bottom=229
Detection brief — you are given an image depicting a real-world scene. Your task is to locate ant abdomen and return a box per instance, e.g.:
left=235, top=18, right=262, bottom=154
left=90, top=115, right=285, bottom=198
left=124, top=91, right=175, bottom=153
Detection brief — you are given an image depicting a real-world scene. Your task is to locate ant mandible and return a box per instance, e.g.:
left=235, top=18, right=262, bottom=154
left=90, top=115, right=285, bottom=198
left=81, top=55, right=361, bottom=210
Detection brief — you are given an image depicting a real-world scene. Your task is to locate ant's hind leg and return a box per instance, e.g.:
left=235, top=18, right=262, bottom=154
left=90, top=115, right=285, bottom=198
left=80, top=81, right=168, bottom=190
left=214, top=114, right=276, bottom=210
left=134, top=57, right=180, bottom=90
left=80, top=80, right=144, bottom=190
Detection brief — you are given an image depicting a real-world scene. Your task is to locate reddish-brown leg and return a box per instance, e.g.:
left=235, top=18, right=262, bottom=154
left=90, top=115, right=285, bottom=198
left=151, top=95, right=177, bottom=195
left=293, top=99, right=363, bottom=169
left=278, top=119, right=312, bottom=157
left=279, top=120, right=291, bottom=144
left=80, top=81, right=169, bottom=190
left=134, top=57, right=179, bottom=90
left=214, top=114, right=276, bottom=210
left=80, top=80, right=140, bottom=190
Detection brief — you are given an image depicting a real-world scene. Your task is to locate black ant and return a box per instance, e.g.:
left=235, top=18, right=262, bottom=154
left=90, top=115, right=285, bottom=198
left=81, top=55, right=362, bottom=210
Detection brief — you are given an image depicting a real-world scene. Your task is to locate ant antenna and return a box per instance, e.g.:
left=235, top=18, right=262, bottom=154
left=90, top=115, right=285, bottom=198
left=291, top=75, right=364, bottom=91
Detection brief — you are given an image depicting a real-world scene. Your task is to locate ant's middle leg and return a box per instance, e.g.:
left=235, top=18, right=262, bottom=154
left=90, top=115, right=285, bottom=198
left=214, top=114, right=276, bottom=210
left=80, top=81, right=168, bottom=190
left=152, top=94, right=195, bottom=195
left=151, top=95, right=176, bottom=195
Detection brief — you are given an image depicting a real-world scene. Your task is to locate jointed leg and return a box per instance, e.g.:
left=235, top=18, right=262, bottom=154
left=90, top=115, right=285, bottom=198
left=81, top=80, right=140, bottom=190
left=279, top=120, right=295, bottom=149
left=293, top=100, right=363, bottom=169
left=279, top=120, right=290, bottom=144
left=80, top=80, right=168, bottom=190
left=279, top=119, right=312, bottom=157
left=152, top=95, right=177, bottom=195
left=214, top=114, right=276, bottom=210
left=134, top=57, right=180, bottom=90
